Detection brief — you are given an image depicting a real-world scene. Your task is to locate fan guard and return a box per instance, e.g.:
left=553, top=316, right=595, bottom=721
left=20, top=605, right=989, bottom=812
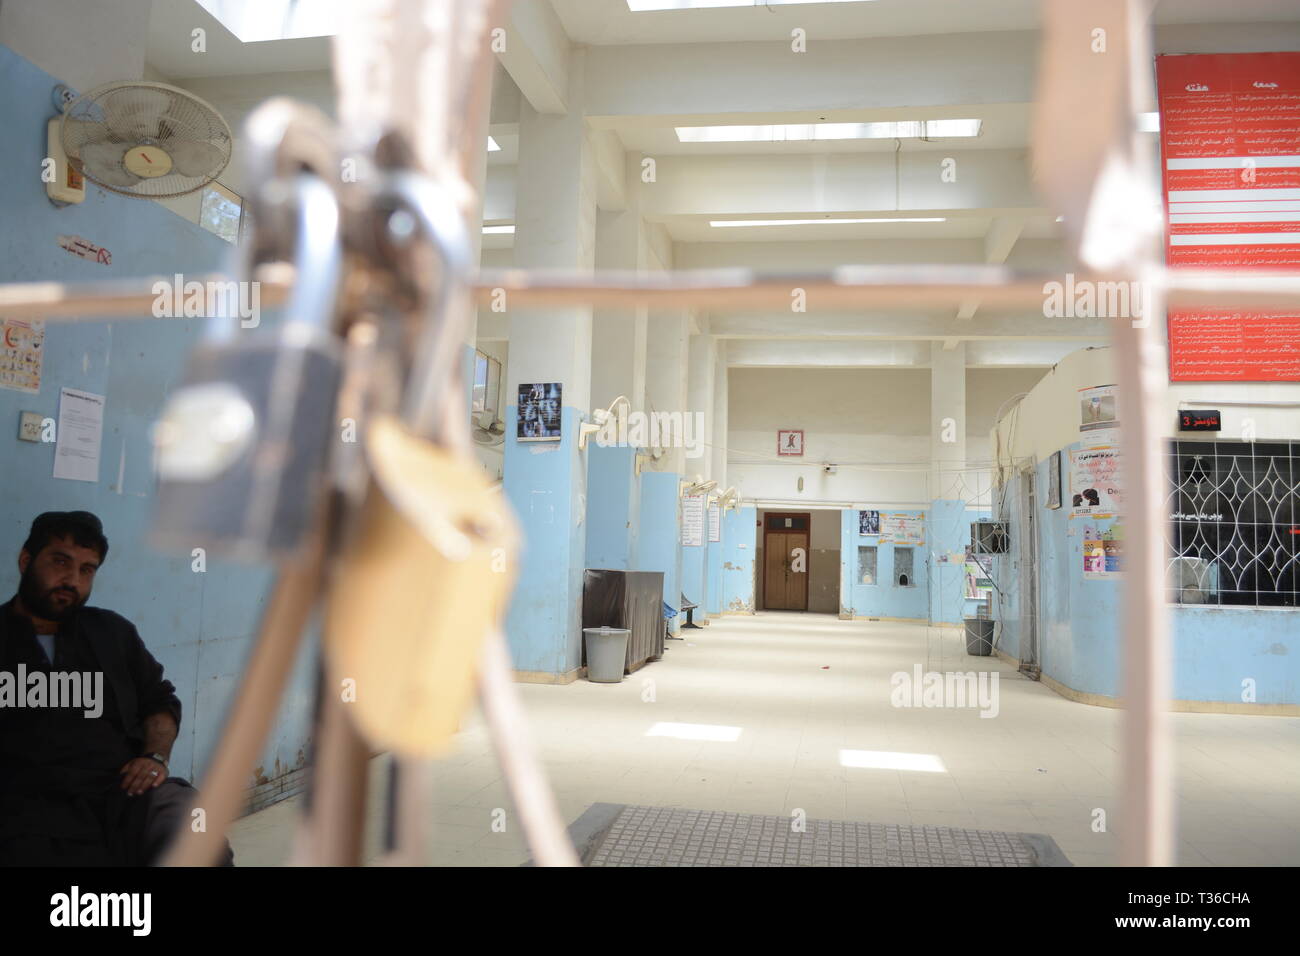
left=61, top=81, right=233, bottom=199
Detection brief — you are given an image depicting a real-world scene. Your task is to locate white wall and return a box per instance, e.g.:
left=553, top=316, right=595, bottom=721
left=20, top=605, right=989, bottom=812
left=0, top=0, right=151, bottom=91
left=730, top=366, right=1044, bottom=507
left=993, top=345, right=1300, bottom=471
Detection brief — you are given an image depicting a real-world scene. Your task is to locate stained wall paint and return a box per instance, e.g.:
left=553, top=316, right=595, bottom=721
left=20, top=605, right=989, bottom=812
left=0, top=44, right=316, bottom=790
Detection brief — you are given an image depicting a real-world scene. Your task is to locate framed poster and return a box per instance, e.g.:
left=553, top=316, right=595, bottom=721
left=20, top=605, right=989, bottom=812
left=1046, top=451, right=1062, bottom=510
left=517, top=382, right=562, bottom=441
left=777, top=429, right=804, bottom=456
left=858, top=509, right=880, bottom=536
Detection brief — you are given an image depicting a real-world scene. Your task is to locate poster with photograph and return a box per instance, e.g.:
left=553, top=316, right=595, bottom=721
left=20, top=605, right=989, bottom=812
left=1069, top=446, right=1123, bottom=517
left=1079, top=384, right=1118, bottom=432
left=963, top=549, right=994, bottom=599
left=517, top=382, right=562, bottom=441
left=858, top=509, right=880, bottom=536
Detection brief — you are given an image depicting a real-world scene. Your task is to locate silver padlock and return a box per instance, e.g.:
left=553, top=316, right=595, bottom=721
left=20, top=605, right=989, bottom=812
left=151, top=173, right=344, bottom=563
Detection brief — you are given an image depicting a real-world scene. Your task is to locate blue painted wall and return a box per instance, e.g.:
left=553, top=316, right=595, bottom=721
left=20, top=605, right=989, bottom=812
left=721, top=506, right=756, bottom=612
left=928, top=500, right=992, bottom=625
left=0, top=44, right=316, bottom=789
left=706, top=531, right=723, bottom=615
left=635, top=470, right=682, bottom=634
left=995, top=443, right=1300, bottom=705
left=584, top=442, right=636, bottom=570
left=502, top=404, right=586, bottom=674
left=839, top=508, right=929, bottom=620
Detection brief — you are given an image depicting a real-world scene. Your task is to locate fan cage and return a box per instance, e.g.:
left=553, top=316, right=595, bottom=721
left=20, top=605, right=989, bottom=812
left=61, top=81, right=234, bottom=199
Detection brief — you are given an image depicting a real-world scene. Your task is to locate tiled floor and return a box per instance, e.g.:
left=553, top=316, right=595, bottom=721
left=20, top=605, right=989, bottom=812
left=228, top=612, right=1300, bottom=866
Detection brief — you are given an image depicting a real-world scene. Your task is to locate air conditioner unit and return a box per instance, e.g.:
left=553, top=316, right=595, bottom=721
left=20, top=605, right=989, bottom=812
left=972, top=521, right=1009, bottom=555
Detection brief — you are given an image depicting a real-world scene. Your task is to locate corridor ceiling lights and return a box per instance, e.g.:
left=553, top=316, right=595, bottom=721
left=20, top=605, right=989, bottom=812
left=676, top=120, right=981, bottom=143
left=482, top=225, right=515, bottom=234
left=487, top=136, right=501, bottom=151
left=710, top=217, right=945, bottom=228
left=629, top=0, right=875, bottom=10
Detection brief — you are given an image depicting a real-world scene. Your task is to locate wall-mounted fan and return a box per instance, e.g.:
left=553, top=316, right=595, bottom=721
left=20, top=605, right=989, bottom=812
left=60, top=81, right=233, bottom=199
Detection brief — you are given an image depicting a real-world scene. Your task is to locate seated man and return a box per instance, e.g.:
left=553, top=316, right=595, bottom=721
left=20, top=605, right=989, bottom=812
left=0, top=511, right=233, bottom=866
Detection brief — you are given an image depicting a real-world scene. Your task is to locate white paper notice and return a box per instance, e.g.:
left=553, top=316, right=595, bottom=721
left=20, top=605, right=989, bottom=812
left=681, top=494, right=705, bottom=547
left=53, top=387, right=105, bottom=482
left=708, top=504, right=721, bottom=543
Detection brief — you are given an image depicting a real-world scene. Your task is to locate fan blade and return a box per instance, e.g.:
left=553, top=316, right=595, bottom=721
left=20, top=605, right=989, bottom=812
left=168, top=139, right=224, bottom=178
left=80, top=141, right=143, bottom=189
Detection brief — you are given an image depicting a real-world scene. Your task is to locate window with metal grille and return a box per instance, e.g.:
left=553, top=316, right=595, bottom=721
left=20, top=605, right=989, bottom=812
left=894, top=547, right=915, bottom=588
left=1165, top=440, right=1300, bottom=607
left=857, top=546, right=877, bottom=585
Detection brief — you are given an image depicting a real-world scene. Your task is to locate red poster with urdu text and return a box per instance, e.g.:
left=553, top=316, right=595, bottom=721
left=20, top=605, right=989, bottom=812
left=1155, top=52, right=1300, bottom=381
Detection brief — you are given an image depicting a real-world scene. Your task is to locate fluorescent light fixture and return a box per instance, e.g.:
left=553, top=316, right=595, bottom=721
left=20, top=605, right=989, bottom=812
left=646, top=722, right=742, bottom=742
left=488, top=136, right=501, bottom=152
left=676, top=120, right=981, bottom=143
left=839, top=749, right=947, bottom=773
left=482, top=225, right=515, bottom=234
left=710, top=217, right=945, bottom=227
left=631, top=0, right=874, bottom=9
left=1138, top=112, right=1160, bottom=133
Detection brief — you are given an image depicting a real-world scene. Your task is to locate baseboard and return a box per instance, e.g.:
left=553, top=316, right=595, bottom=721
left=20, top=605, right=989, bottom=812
left=849, top=615, right=929, bottom=624
left=994, top=647, right=1300, bottom=716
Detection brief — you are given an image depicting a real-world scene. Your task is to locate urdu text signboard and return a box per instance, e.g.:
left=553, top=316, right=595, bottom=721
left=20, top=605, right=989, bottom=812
left=1155, top=53, right=1300, bottom=382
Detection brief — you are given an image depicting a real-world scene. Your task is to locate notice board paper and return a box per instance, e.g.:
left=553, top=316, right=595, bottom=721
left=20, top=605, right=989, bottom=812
left=1155, top=52, right=1300, bottom=382
left=708, top=504, right=721, bottom=542
left=681, top=494, right=705, bottom=547
left=53, top=387, right=105, bottom=482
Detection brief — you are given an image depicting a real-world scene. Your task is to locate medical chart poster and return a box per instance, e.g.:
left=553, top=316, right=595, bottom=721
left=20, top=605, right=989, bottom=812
left=0, top=318, right=44, bottom=393
left=1155, top=53, right=1300, bottom=382
left=879, top=512, right=925, bottom=546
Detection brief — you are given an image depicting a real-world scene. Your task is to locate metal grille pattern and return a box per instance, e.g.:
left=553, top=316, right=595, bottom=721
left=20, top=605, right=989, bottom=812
left=1165, top=441, right=1300, bottom=607
left=586, top=806, right=1056, bottom=867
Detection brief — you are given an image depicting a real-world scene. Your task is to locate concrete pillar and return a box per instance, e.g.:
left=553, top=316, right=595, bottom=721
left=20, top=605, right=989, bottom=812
left=585, top=160, right=649, bottom=570
left=929, top=342, right=970, bottom=625
left=706, top=341, right=728, bottom=616
left=721, top=506, right=757, bottom=614
left=636, top=307, right=690, bottom=632
left=502, top=51, right=597, bottom=680
left=680, top=331, right=716, bottom=614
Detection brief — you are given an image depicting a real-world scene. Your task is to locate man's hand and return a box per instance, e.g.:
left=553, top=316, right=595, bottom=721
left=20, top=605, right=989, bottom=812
left=120, top=756, right=168, bottom=796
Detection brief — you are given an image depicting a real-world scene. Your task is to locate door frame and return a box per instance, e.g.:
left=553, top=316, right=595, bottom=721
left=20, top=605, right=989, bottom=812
left=761, top=511, right=811, bottom=611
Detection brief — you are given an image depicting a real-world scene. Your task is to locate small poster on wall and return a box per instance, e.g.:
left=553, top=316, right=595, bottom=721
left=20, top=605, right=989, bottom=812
left=517, top=382, right=562, bottom=441
left=0, top=318, right=44, bottom=393
left=858, top=509, right=880, bottom=536
left=1079, top=384, right=1118, bottom=433
left=777, top=429, right=804, bottom=456
left=681, top=494, right=705, bottom=547
left=1082, top=520, right=1123, bottom=579
left=1070, top=446, right=1123, bottom=517
left=708, top=504, right=721, bottom=542
left=1046, top=450, right=1062, bottom=510
left=880, top=512, right=925, bottom=546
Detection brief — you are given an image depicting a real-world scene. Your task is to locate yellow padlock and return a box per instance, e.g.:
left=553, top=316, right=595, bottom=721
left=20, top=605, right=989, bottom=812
left=325, top=414, right=518, bottom=757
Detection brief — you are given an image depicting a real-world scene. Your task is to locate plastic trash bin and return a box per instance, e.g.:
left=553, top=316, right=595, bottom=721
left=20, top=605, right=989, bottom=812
left=964, top=619, right=993, bottom=656
left=584, top=626, right=630, bottom=682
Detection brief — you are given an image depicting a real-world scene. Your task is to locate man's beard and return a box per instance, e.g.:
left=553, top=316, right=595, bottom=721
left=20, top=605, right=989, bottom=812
left=17, top=568, right=85, bottom=621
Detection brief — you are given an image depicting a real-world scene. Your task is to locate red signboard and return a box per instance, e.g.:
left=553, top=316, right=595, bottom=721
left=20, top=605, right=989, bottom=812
left=1155, top=52, right=1300, bottom=381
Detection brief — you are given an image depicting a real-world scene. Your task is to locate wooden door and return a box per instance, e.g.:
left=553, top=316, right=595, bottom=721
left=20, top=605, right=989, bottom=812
left=765, top=531, right=789, bottom=609
left=763, top=529, right=809, bottom=610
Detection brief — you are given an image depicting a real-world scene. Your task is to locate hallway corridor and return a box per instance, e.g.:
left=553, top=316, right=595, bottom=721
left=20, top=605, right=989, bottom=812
left=229, top=613, right=1300, bottom=866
